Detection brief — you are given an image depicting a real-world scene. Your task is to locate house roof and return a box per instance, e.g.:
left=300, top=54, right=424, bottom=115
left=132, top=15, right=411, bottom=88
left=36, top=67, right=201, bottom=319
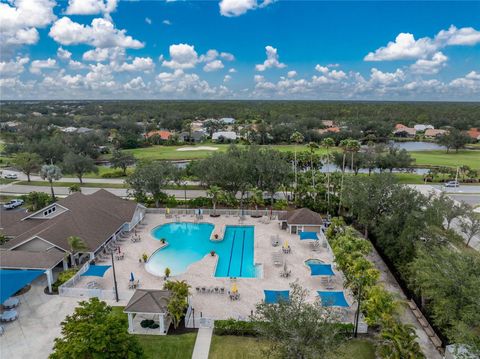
left=1, top=190, right=139, bottom=253
left=393, top=127, right=416, bottom=135
left=0, top=249, right=65, bottom=270
left=212, top=131, right=237, bottom=140
left=146, top=130, right=172, bottom=140
left=124, top=289, right=172, bottom=313
left=395, top=124, right=408, bottom=130
left=278, top=208, right=323, bottom=225
left=425, top=129, right=447, bottom=137
left=467, top=128, right=480, bottom=140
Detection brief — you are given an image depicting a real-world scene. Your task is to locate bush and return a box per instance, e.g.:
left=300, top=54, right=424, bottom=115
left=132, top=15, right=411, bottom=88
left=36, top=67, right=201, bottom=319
left=188, top=197, right=212, bottom=208
left=140, top=319, right=155, bottom=328
left=52, top=269, right=77, bottom=292
left=273, top=199, right=288, bottom=210
left=214, top=319, right=259, bottom=337
left=101, top=169, right=126, bottom=178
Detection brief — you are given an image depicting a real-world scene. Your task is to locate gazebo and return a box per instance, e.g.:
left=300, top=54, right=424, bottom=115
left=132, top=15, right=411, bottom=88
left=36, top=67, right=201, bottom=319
left=124, top=289, right=172, bottom=335
left=278, top=208, right=323, bottom=234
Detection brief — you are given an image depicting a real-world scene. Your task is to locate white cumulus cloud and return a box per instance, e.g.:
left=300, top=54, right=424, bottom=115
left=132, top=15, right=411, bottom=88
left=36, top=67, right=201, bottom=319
left=49, top=17, right=144, bottom=49
left=30, top=58, right=57, bottom=74
left=255, top=46, right=286, bottom=71
left=65, top=0, right=117, bottom=18
left=219, top=0, right=275, bottom=17
left=410, top=52, right=448, bottom=74
left=0, top=56, right=30, bottom=75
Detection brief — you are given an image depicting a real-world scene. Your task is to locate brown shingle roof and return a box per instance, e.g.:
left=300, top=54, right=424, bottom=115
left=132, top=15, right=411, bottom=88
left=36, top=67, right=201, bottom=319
left=124, top=290, right=172, bottom=313
left=1, top=190, right=139, bottom=252
left=278, top=208, right=323, bottom=225
left=0, top=249, right=65, bottom=270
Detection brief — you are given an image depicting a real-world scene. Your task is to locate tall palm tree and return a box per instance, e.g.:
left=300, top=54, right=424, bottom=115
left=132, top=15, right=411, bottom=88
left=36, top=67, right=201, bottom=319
left=338, top=139, right=350, bottom=213
left=40, top=164, right=63, bottom=201
left=321, top=137, right=335, bottom=211
left=348, top=140, right=361, bottom=173
left=67, top=236, right=88, bottom=267
left=290, top=131, right=304, bottom=202
left=306, top=142, right=319, bottom=198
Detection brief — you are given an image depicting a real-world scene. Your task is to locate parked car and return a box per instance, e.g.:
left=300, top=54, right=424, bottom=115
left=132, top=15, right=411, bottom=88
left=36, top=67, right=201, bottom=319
left=444, top=181, right=460, bottom=188
left=3, top=199, right=24, bottom=210
left=3, top=173, right=18, bottom=179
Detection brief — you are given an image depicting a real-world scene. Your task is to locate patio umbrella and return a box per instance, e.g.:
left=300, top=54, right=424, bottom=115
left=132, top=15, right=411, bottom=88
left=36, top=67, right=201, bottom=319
left=166, top=208, right=170, bottom=215
left=283, top=260, right=288, bottom=272
left=283, top=240, right=289, bottom=249
left=231, top=283, right=238, bottom=293
left=130, top=272, right=135, bottom=282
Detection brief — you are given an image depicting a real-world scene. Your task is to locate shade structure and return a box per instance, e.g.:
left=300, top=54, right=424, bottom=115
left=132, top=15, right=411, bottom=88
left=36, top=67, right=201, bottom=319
left=308, top=263, right=334, bottom=276
left=81, top=265, right=111, bottom=277
left=299, top=231, right=318, bottom=240
left=317, top=291, right=349, bottom=307
left=0, top=269, right=44, bottom=303
left=264, top=290, right=290, bottom=304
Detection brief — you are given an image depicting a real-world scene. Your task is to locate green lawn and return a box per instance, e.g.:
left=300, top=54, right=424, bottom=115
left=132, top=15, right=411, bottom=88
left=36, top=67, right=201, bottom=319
left=123, top=144, right=330, bottom=161
left=410, top=150, right=480, bottom=170
left=208, top=335, right=271, bottom=359
left=208, top=336, right=375, bottom=359
left=137, top=333, right=197, bottom=359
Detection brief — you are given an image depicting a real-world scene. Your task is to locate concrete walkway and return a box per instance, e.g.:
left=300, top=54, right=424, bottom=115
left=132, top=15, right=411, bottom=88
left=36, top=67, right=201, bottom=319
left=191, top=327, right=213, bottom=359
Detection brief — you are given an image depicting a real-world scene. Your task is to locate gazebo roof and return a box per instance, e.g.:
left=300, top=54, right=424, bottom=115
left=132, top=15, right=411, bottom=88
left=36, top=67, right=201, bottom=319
left=278, top=208, right=323, bottom=225
left=124, top=289, right=172, bottom=314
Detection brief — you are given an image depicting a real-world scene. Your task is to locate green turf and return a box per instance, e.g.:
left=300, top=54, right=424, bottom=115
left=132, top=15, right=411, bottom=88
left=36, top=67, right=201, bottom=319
left=137, top=333, right=197, bottom=359
left=410, top=150, right=480, bottom=169
left=208, top=335, right=271, bottom=359
left=122, top=144, right=330, bottom=161
left=208, top=336, right=375, bottom=359
left=332, top=339, right=376, bottom=359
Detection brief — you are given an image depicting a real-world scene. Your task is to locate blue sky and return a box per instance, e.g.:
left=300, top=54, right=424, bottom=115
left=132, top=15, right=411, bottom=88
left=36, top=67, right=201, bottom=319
left=1, top=0, right=479, bottom=100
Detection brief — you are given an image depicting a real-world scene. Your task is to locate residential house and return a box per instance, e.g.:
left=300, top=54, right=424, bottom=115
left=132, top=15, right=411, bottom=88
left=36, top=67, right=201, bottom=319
left=393, top=126, right=416, bottom=137
left=178, top=130, right=205, bottom=143
left=467, top=128, right=480, bottom=141
left=321, top=120, right=335, bottom=128
left=317, top=127, right=340, bottom=135
left=424, top=129, right=447, bottom=138
left=145, top=130, right=172, bottom=141
left=212, top=131, right=237, bottom=141
left=219, top=117, right=236, bottom=125
left=414, top=124, right=434, bottom=132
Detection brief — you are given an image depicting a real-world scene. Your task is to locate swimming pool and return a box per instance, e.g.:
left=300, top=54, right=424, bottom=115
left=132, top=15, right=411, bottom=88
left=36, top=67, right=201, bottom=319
left=146, top=222, right=257, bottom=278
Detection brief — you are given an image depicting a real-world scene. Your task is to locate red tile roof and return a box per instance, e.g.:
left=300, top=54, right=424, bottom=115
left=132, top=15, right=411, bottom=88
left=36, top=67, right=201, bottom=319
left=146, top=130, right=172, bottom=140
left=467, top=128, right=480, bottom=140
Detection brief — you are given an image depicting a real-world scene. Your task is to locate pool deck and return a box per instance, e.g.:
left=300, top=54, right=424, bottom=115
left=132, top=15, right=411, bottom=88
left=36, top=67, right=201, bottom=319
left=72, top=213, right=356, bottom=323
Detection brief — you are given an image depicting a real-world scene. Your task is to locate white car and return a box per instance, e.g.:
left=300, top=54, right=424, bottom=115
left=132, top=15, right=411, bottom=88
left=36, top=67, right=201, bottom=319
left=444, top=181, right=460, bottom=188
left=3, top=173, right=18, bottom=179
left=3, top=199, right=24, bottom=210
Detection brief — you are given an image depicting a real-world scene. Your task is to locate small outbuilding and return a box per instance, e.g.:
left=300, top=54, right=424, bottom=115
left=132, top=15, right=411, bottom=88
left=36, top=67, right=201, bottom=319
left=124, top=289, right=172, bottom=335
left=278, top=208, right=323, bottom=234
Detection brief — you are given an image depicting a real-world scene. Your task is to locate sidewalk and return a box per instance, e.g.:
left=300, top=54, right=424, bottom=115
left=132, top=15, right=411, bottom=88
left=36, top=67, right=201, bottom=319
left=191, top=327, right=213, bottom=359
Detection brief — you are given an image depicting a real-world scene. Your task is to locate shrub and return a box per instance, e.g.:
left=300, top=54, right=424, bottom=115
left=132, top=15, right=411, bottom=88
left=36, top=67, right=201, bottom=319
left=272, top=199, right=288, bottom=210
left=52, top=269, right=77, bottom=292
left=101, top=169, right=127, bottom=178
left=188, top=197, right=212, bottom=208
left=214, top=319, right=259, bottom=336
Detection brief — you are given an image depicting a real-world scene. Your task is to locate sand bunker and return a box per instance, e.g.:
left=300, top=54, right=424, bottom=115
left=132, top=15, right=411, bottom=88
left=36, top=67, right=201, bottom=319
left=176, top=146, right=219, bottom=152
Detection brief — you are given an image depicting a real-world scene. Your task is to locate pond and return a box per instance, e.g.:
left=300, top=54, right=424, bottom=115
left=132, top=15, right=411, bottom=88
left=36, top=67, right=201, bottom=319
left=389, top=141, right=445, bottom=151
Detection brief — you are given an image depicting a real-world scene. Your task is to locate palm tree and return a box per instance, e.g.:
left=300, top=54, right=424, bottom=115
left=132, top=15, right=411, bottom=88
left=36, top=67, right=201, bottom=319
left=290, top=131, right=304, bottom=202
left=40, top=164, right=62, bottom=201
left=206, top=185, right=223, bottom=216
left=67, top=236, right=88, bottom=267
left=338, top=139, right=350, bottom=213
left=249, top=187, right=264, bottom=215
left=378, top=318, right=425, bottom=358
left=306, top=142, right=319, bottom=197
left=348, top=140, right=361, bottom=173
left=321, top=137, right=335, bottom=211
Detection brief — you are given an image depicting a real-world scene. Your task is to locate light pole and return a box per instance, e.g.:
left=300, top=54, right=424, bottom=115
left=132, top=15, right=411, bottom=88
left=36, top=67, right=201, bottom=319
left=111, top=251, right=119, bottom=302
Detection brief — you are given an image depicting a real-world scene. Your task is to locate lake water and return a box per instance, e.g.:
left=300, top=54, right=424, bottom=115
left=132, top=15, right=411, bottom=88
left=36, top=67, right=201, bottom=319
left=389, top=141, right=445, bottom=151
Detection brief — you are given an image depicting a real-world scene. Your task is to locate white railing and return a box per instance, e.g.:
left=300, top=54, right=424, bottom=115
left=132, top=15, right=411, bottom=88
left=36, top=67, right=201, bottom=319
left=146, top=207, right=287, bottom=218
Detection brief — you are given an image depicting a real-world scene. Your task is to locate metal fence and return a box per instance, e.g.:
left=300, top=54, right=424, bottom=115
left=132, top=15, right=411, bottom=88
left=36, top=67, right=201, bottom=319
left=146, top=207, right=287, bottom=218
left=59, top=261, right=132, bottom=301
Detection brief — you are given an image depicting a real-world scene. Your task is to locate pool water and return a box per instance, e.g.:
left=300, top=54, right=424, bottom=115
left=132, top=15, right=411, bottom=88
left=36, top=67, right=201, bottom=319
left=146, top=222, right=257, bottom=278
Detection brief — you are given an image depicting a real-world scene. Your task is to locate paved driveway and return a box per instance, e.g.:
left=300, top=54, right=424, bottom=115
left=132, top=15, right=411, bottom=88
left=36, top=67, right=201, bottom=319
left=0, top=277, right=79, bottom=359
